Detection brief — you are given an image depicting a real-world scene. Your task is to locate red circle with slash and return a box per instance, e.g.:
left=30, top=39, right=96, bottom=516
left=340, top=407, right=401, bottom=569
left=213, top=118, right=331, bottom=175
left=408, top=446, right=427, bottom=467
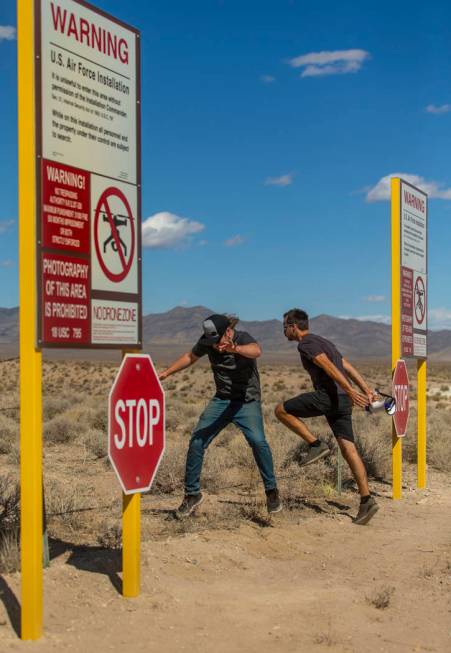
left=94, top=187, right=135, bottom=283
left=414, top=276, right=426, bottom=325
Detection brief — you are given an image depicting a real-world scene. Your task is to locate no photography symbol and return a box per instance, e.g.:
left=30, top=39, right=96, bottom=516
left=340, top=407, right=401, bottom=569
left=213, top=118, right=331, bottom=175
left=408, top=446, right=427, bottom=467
left=94, top=187, right=135, bottom=283
left=414, top=276, right=426, bottom=325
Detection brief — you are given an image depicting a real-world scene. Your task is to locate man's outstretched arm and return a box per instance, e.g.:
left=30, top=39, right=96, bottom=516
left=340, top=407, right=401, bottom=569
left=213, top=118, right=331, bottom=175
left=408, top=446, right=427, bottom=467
left=159, top=351, right=199, bottom=380
left=342, top=358, right=374, bottom=402
left=217, top=339, right=261, bottom=358
left=312, top=353, right=370, bottom=408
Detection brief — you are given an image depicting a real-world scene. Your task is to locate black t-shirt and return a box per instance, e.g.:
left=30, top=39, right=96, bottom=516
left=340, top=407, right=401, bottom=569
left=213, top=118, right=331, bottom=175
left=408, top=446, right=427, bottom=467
left=298, top=333, right=349, bottom=396
left=192, top=330, right=261, bottom=402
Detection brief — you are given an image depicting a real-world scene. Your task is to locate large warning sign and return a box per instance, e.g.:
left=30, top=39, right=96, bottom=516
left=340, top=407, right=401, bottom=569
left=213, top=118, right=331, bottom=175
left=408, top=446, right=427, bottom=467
left=36, top=0, right=141, bottom=348
left=400, top=180, right=427, bottom=359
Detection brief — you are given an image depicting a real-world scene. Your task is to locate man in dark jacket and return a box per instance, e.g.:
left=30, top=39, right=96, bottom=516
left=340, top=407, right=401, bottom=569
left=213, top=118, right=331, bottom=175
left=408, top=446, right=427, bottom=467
left=274, top=308, right=379, bottom=525
left=159, top=313, right=282, bottom=517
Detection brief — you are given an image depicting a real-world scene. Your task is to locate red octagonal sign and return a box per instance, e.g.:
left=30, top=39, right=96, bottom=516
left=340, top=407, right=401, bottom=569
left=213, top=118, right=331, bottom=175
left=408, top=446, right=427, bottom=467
left=109, top=354, right=165, bottom=494
left=392, top=359, right=409, bottom=438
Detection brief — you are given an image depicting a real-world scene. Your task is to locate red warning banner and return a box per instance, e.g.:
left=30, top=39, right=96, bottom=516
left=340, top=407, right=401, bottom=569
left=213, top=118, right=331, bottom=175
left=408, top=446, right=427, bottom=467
left=401, top=266, right=414, bottom=357
left=42, top=252, right=90, bottom=344
left=42, top=160, right=90, bottom=254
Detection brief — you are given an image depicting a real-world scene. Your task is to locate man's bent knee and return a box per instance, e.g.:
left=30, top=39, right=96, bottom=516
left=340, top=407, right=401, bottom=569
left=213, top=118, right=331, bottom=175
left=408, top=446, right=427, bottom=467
left=274, top=403, right=286, bottom=420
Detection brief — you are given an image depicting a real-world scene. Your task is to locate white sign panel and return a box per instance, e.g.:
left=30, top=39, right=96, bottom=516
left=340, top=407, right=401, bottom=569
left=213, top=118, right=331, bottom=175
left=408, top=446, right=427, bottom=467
left=401, top=182, right=427, bottom=274
left=400, top=180, right=428, bottom=359
left=40, top=0, right=137, bottom=183
left=90, top=174, right=138, bottom=294
left=91, top=299, right=138, bottom=344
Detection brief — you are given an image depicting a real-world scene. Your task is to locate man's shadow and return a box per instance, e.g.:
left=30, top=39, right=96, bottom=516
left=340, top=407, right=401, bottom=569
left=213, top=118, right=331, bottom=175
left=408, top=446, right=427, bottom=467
left=50, top=537, right=122, bottom=594
left=0, top=537, right=123, bottom=638
left=0, top=575, right=20, bottom=637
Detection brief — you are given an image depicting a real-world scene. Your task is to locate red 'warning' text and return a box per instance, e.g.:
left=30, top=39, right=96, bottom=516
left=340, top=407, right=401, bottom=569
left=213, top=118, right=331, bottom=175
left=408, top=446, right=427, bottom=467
left=50, top=2, right=129, bottom=65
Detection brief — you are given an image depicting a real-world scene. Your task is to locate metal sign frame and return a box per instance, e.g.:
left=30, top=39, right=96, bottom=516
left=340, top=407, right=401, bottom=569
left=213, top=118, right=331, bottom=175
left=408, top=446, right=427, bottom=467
left=399, top=178, right=428, bottom=360
left=34, top=0, right=142, bottom=349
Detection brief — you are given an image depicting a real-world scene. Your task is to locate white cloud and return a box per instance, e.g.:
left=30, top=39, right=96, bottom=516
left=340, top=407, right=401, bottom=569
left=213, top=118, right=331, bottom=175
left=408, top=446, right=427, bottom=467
left=0, top=259, right=14, bottom=268
left=260, top=74, right=275, bottom=84
left=366, top=173, right=451, bottom=201
left=0, top=220, right=15, bottom=233
left=426, top=104, right=451, bottom=115
left=288, top=49, right=369, bottom=78
left=364, top=295, right=385, bottom=303
left=0, top=26, right=16, bottom=41
left=224, top=234, right=245, bottom=247
left=429, top=308, right=451, bottom=330
left=141, top=212, right=205, bottom=249
left=264, top=172, right=294, bottom=187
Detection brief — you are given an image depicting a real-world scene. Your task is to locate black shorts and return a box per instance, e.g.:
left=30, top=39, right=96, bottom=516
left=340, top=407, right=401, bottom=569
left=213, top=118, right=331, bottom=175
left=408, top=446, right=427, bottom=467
left=283, top=390, right=354, bottom=442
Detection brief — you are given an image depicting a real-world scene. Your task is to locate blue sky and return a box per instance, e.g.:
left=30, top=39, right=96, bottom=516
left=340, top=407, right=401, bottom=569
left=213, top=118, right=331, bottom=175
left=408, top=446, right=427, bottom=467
left=1, top=0, right=450, bottom=326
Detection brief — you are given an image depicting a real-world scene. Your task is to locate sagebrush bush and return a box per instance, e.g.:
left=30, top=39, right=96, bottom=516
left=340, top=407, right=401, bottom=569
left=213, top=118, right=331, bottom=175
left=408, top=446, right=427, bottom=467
left=84, top=429, right=107, bottom=458
left=0, top=414, right=18, bottom=455
left=403, top=405, right=451, bottom=473
left=43, top=395, right=72, bottom=421
left=0, top=475, right=20, bottom=573
left=44, top=414, right=79, bottom=444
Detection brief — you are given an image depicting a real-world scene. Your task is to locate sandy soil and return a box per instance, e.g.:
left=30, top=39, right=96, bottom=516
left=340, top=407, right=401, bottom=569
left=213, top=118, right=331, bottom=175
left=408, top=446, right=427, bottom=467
left=0, top=467, right=450, bottom=653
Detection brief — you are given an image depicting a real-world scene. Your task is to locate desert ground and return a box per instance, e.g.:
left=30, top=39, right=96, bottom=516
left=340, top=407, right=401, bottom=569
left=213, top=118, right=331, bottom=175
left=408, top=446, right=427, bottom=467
left=0, top=356, right=450, bottom=652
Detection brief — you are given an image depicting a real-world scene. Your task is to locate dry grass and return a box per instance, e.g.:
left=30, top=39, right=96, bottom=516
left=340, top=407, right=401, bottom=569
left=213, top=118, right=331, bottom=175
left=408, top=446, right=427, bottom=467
left=366, top=585, right=395, bottom=609
left=0, top=358, right=449, bottom=552
left=0, top=474, right=20, bottom=573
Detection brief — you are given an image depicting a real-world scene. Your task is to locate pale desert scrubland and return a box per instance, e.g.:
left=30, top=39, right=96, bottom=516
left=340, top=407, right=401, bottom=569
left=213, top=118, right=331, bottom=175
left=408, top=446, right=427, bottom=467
left=0, top=358, right=450, bottom=652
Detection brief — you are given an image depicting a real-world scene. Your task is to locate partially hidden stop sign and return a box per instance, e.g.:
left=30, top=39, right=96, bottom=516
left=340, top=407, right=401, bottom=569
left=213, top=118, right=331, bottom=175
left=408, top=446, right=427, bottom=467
left=392, top=359, right=409, bottom=438
left=109, top=354, right=165, bottom=494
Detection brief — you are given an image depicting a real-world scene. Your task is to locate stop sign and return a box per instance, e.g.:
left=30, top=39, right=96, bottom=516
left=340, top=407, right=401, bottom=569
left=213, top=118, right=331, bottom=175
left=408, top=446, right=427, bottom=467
left=392, top=359, right=409, bottom=437
left=108, top=354, right=165, bottom=494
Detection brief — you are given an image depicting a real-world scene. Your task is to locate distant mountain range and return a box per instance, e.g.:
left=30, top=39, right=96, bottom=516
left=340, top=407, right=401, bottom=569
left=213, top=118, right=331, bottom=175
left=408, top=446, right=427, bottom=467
left=3, top=305, right=451, bottom=359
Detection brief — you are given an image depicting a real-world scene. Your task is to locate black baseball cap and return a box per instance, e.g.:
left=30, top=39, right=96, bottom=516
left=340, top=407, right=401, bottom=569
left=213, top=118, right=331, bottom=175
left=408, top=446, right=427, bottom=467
left=199, top=314, right=230, bottom=345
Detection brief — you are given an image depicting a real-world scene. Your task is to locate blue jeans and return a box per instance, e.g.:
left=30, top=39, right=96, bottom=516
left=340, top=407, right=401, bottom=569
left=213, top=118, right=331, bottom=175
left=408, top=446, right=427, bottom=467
left=185, top=397, right=277, bottom=495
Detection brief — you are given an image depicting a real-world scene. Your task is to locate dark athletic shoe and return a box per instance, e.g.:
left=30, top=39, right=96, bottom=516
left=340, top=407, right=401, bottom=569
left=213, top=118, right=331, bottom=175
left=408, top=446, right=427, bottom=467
left=354, top=497, right=379, bottom=525
left=176, top=493, right=204, bottom=518
left=266, top=488, right=283, bottom=514
left=298, top=440, right=330, bottom=467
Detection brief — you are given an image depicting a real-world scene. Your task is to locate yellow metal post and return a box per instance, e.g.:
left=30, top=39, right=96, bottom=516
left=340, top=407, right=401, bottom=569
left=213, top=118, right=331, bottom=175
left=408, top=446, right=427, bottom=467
left=122, top=492, right=141, bottom=597
left=121, top=350, right=141, bottom=598
left=18, top=0, right=43, bottom=639
left=391, top=178, right=402, bottom=500
left=417, top=359, right=427, bottom=488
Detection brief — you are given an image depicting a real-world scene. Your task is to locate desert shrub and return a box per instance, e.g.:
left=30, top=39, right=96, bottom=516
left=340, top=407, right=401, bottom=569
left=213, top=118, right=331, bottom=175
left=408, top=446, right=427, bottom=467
left=0, top=531, right=20, bottom=573
left=150, top=438, right=186, bottom=494
left=0, top=475, right=20, bottom=536
left=0, top=414, right=18, bottom=454
left=202, top=444, right=235, bottom=493
left=97, top=520, right=122, bottom=549
left=352, top=412, right=390, bottom=479
left=45, top=480, right=86, bottom=530
left=366, top=586, right=395, bottom=609
left=0, top=475, right=20, bottom=573
left=84, top=429, right=107, bottom=458
left=89, top=406, right=108, bottom=432
left=44, top=414, right=79, bottom=444
left=404, top=406, right=451, bottom=473
left=43, top=396, right=72, bottom=421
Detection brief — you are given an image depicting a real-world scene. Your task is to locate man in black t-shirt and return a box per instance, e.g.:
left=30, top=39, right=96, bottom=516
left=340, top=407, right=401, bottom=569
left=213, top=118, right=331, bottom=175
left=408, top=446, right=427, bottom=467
left=274, top=308, right=379, bottom=525
left=159, top=314, right=281, bottom=518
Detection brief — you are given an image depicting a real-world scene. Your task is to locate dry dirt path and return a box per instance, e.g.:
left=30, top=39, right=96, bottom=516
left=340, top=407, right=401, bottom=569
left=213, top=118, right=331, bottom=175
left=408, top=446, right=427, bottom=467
left=1, top=470, right=450, bottom=653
